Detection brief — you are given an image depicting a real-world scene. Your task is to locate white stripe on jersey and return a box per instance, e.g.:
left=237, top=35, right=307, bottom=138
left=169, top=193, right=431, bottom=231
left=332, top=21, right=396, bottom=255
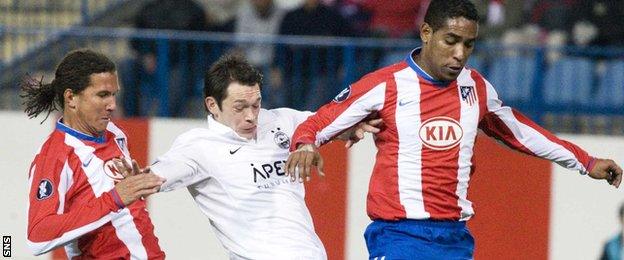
left=56, top=161, right=74, bottom=214
left=394, top=67, right=429, bottom=219
left=111, top=209, right=148, bottom=260
left=65, top=135, right=112, bottom=196
left=484, top=82, right=588, bottom=173
left=456, top=71, right=479, bottom=220
left=107, top=122, right=131, bottom=158
left=315, top=83, right=386, bottom=146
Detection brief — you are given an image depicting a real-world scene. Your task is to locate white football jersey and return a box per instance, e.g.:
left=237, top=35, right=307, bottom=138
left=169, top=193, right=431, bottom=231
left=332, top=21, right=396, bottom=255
left=151, top=108, right=326, bottom=260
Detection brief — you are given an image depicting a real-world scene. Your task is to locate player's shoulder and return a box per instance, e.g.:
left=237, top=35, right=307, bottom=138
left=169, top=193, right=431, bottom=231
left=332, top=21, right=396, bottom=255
left=354, top=61, right=410, bottom=89
left=175, top=127, right=214, bottom=143
left=261, top=108, right=312, bottom=126
left=458, top=66, right=492, bottom=88
left=33, top=130, right=74, bottom=168
left=264, top=107, right=308, bottom=118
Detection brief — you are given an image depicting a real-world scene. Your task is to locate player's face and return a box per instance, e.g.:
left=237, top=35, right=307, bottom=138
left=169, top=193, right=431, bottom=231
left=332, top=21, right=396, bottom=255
left=207, top=82, right=261, bottom=139
left=68, top=72, right=119, bottom=136
left=419, top=17, right=478, bottom=81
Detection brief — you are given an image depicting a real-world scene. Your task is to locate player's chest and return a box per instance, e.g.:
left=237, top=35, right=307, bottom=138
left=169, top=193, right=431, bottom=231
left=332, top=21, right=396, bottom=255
left=72, top=140, right=131, bottom=194
left=382, top=83, right=482, bottom=149
left=211, top=127, right=295, bottom=190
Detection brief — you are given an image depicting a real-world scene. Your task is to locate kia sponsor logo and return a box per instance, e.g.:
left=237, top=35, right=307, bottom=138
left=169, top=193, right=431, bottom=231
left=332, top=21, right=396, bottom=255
left=419, top=117, right=463, bottom=150
left=103, top=160, right=125, bottom=181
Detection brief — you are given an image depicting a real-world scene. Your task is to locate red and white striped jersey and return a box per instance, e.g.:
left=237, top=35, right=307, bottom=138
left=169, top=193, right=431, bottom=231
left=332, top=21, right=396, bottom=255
left=26, top=119, right=164, bottom=259
left=291, top=48, right=595, bottom=222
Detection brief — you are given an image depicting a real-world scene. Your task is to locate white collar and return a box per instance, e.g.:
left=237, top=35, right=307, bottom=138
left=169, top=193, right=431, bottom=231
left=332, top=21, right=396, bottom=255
left=206, top=115, right=257, bottom=142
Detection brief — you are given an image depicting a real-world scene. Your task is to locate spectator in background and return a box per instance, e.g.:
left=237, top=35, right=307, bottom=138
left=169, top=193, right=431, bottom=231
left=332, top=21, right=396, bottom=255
left=601, top=203, right=624, bottom=260
left=121, top=0, right=207, bottom=117
left=234, top=0, right=287, bottom=108
left=359, top=0, right=429, bottom=67
left=202, top=0, right=243, bottom=33
left=276, top=0, right=353, bottom=110
left=571, top=0, right=624, bottom=48
left=328, top=0, right=373, bottom=37
left=360, top=0, right=427, bottom=38
left=471, top=0, right=527, bottom=41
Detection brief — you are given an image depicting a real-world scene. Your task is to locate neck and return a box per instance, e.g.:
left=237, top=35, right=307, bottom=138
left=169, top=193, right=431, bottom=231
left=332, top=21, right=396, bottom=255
left=62, top=112, right=101, bottom=137
left=413, top=49, right=437, bottom=81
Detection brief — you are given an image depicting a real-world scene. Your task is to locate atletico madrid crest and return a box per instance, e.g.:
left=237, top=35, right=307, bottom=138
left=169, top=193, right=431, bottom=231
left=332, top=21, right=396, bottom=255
left=460, top=86, right=477, bottom=106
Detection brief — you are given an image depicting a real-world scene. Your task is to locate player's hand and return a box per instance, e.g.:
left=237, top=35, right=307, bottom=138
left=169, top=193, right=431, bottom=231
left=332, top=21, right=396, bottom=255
left=112, top=158, right=166, bottom=205
left=342, top=118, right=383, bottom=148
left=113, top=157, right=140, bottom=178
left=285, top=144, right=324, bottom=182
left=114, top=172, right=165, bottom=205
left=588, top=158, right=622, bottom=188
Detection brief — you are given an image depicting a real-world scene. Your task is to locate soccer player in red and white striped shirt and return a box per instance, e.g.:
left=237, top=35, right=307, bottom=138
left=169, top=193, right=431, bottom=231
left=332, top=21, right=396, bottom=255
left=21, top=49, right=165, bottom=259
left=285, top=0, right=623, bottom=259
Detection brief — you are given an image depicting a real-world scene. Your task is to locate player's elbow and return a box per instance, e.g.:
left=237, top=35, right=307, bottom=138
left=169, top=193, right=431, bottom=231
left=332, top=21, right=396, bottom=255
left=26, top=223, right=59, bottom=255
left=26, top=239, right=54, bottom=256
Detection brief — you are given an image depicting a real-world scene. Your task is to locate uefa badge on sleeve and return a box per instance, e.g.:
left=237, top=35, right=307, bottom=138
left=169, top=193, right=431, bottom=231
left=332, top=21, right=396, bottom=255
left=36, top=179, right=54, bottom=200
left=333, top=86, right=352, bottom=103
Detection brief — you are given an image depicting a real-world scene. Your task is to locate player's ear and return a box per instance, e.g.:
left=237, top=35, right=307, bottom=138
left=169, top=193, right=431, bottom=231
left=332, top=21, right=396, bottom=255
left=64, top=88, right=77, bottom=109
left=420, top=22, right=433, bottom=45
left=205, top=97, right=220, bottom=116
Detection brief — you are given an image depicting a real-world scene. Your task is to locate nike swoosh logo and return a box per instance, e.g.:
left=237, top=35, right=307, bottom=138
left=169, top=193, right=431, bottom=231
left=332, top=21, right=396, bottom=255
left=398, top=99, right=417, bottom=106
left=82, top=156, right=94, bottom=167
left=229, top=146, right=243, bottom=155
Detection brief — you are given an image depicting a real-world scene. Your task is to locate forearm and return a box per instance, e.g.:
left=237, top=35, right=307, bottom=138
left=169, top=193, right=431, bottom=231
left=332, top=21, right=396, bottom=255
left=480, top=108, right=593, bottom=173
left=27, top=189, right=122, bottom=255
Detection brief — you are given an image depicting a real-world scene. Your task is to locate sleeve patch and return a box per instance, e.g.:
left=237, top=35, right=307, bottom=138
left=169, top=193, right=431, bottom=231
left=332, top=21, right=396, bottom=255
left=36, top=179, right=54, bottom=200
left=333, top=86, right=352, bottom=103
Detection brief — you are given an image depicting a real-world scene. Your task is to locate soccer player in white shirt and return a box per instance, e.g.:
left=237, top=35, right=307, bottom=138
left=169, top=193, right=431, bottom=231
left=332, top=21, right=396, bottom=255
left=115, top=55, right=379, bottom=259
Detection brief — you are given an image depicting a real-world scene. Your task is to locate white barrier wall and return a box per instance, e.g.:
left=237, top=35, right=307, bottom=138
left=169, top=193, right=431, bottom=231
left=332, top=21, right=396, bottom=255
left=549, top=135, right=624, bottom=260
left=0, top=111, right=53, bottom=259
left=0, top=111, right=622, bottom=259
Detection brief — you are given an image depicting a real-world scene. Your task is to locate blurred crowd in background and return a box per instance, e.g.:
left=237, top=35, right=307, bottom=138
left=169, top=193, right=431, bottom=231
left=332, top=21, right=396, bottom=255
left=1, top=0, right=623, bottom=134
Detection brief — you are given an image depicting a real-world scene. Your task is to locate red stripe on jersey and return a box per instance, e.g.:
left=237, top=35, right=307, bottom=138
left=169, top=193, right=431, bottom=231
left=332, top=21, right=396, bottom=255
left=419, top=80, right=462, bottom=220
left=367, top=75, right=406, bottom=220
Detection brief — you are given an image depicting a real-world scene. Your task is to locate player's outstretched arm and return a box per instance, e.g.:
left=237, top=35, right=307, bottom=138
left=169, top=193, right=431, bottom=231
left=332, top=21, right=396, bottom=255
left=335, top=118, right=383, bottom=148
left=588, top=158, right=623, bottom=188
left=285, top=144, right=324, bottom=182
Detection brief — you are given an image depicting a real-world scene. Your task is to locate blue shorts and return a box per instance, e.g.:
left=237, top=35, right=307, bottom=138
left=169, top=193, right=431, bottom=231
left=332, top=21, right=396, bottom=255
left=364, top=219, right=474, bottom=260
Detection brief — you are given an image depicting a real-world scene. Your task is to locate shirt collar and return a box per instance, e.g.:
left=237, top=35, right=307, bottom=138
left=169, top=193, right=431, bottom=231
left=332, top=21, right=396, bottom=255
left=405, top=47, right=453, bottom=86
left=206, top=115, right=256, bottom=142
left=56, top=118, right=106, bottom=144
